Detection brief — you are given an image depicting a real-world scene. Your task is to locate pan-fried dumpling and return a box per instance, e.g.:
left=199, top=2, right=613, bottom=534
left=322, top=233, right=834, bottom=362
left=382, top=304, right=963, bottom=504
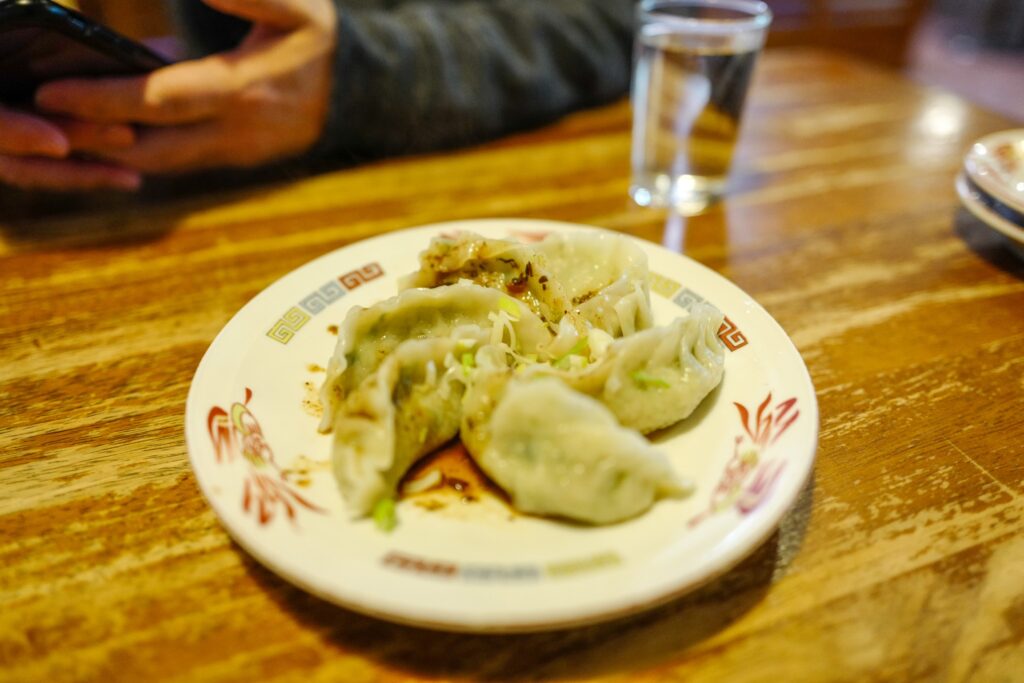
left=399, top=231, right=654, bottom=339
left=399, top=232, right=572, bottom=324
left=460, top=375, right=692, bottom=524
left=331, top=335, right=482, bottom=516
left=526, top=304, right=725, bottom=433
left=318, top=282, right=553, bottom=433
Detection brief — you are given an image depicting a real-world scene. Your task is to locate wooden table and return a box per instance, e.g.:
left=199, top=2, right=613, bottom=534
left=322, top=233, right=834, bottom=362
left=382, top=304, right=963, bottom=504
left=2, top=49, right=1022, bottom=682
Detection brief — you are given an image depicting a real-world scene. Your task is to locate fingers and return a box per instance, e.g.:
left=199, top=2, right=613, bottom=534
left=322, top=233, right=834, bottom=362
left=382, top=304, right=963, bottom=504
left=34, top=0, right=335, bottom=129
left=0, top=155, right=141, bottom=191
left=0, top=106, right=69, bottom=157
left=201, top=0, right=319, bottom=29
left=35, top=55, right=237, bottom=126
left=53, top=119, right=136, bottom=154
left=96, top=123, right=234, bottom=173
left=0, top=107, right=137, bottom=190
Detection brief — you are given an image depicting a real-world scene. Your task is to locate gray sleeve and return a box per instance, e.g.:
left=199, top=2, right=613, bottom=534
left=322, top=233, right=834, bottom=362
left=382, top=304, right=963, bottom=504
left=314, top=1, right=636, bottom=161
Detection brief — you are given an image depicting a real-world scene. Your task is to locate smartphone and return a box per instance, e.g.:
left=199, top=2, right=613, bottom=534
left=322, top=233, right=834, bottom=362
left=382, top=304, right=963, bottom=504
left=0, top=0, right=172, bottom=103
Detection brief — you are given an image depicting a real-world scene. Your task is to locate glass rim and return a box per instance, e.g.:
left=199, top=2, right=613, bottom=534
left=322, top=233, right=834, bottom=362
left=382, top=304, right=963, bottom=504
left=638, top=0, right=773, bottom=33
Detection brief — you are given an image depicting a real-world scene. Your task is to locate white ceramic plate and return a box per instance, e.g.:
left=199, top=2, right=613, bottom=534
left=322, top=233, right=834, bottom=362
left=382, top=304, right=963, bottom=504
left=185, top=219, right=819, bottom=633
left=956, top=172, right=1024, bottom=258
left=963, top=128, right=1024, bottom=213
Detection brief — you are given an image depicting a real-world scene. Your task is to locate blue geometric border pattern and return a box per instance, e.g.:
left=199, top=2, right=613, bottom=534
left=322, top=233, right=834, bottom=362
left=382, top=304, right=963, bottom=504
left=266, top=261, right=385, bottom=344
left=673, top=287, right=720, bottom=314
left=300, top=280, right=346, bottom=315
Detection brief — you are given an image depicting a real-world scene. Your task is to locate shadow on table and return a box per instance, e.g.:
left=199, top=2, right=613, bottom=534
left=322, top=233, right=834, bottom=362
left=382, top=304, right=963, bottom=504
left=1, top=188, right=182, bottom=250
left=0, top=165, right=313, bottom=251
left=954, top=209, right=1024, bottom=278
left=241, top=475, right=816, bottom=681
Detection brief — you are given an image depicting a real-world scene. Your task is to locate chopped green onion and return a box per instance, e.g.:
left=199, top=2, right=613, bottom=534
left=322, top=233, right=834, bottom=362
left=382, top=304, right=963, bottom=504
left=553, top=335, right=590, bottom=370
left=498, top=297, right=521, bottom=320
left=631, top=370, right=670, bottom=389
left=373, top=497, right=397, bottom=532
left=567, top=336, right=590, bottom=357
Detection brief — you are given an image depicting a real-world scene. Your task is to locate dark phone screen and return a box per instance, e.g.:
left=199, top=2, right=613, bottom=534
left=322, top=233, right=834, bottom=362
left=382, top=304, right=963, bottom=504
left=0, top=24, right=164, bottom=102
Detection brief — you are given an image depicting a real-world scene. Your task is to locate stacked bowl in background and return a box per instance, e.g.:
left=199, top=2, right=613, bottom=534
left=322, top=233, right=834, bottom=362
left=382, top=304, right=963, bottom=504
left=957, top=129, right=1024, bottom=258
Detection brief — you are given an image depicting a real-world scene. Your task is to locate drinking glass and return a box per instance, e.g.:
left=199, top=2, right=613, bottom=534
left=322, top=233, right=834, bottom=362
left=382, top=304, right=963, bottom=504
left=630, top=0, right=771, bottom=212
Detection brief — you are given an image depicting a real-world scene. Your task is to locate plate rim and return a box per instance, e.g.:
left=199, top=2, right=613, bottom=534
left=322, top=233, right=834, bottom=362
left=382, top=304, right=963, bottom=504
left=956, top=172, right=1024, bottom=247
left=963, top=128, right=1024, bottom=214
left=184, top=218, right=820, bottom=632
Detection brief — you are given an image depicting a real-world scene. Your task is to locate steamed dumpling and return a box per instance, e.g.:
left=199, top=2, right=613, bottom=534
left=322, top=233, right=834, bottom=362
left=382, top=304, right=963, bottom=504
left=532, top=231, right=653, bottom=338
left=526, top=304, right=725, bottom=433
left=318, top=230, right=724, bottom=527
left=318, top=282, right=553, bottom=433
left=461, top=376, right=692, bottom=524
left=331, top=335, right=480, bottom=516
left=595, top=306, right=724, bottom=432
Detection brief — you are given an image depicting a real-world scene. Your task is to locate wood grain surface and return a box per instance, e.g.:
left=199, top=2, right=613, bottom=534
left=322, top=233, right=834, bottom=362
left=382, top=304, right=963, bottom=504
left=2, top=49, right=1022, bottom=682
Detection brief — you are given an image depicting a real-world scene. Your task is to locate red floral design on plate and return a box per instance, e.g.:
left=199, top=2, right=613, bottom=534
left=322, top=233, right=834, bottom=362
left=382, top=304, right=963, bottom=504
left=688, top=392, right=798, bottom=527
left=207, top=388, right=325, bottom=526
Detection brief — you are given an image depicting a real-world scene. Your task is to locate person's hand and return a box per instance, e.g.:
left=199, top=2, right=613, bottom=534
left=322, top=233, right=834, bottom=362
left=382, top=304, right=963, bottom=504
left=0, top=105, right=141, bottom=191
left=35, top=0, right=336, bottom=176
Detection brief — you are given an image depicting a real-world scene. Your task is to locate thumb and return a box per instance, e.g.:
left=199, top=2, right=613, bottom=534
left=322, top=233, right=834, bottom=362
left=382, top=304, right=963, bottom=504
left=201, top=0, right=315, bottom=29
